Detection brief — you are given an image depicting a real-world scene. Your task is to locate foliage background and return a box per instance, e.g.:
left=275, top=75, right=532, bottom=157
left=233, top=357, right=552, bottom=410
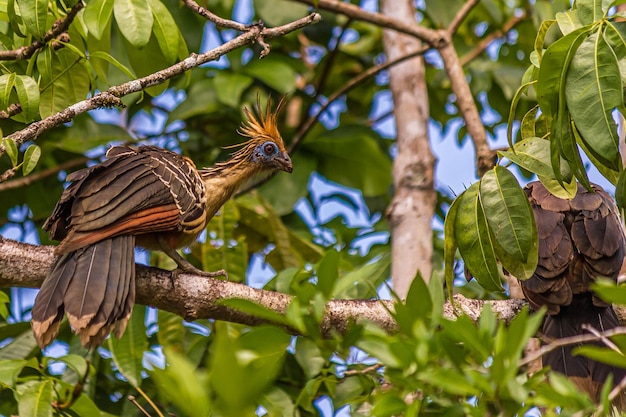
left=2, top=0, right=626, bottom=416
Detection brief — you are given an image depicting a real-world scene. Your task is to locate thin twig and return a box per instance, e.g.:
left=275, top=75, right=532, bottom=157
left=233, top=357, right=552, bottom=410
left=288, top=45, right=429, bottom=153
left=128, top=395, right=153, bottom=417
left=181, top=0, right=248, bottom=31
left=448, top=0, right=480, bottom=35
left=0, top=1, right=84, bottom=61
left=582, top=323, right=622, bottom=354
left=519, top=326, right=626, bottom=367
left=343, top=363, right=383, bottom=378
left=0, top=156, right=88, bottom=192
left=0, top=103, right=22, bottom=119
left=459, top=13, right=527, bottom=67
left=0, top=12, right=322, bottom=164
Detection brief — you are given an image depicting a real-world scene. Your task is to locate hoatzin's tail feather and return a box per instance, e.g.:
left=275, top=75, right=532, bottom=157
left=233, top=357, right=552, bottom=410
left=32, top=235, right=135, bottom=348
left=31, top=253, right=76, bottom=348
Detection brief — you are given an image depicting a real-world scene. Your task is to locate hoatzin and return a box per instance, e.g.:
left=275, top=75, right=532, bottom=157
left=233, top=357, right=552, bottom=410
left=31, top=101, right=292, bottom=348
left=521, top=181, right=626, bottom=404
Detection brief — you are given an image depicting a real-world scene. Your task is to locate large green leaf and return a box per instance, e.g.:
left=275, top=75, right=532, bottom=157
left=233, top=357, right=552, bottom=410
left=242, top=57, right=297, bottom=94
left=148, top=0, right=179, bottom=63
left=443, top=191, right=462, bottom=300
left=83, top=0, right=114, bottom=40
left=113, top=0, right=153, bottom=48
left=16, top=0, right=47, bottom=38
left=18, top=380, right=54, bottom=417
left=454, top=183, right=503, bottom=292
left=575, top=0, right=607, bottom=25
left=214, top=72, right=254, bottom=108
left=107, top=305, right=147, bottom=388
left=39, top=49, right=90, bottom=118
left=480, top=167, right=536, bottom=265
left=150, top=347, right=211, bottom=417
left=537, top=26, right=590, bottom=118
left=303, top=125, right=392, bottom=197
left=54, top=114, right=132, bottom=153
left=13, top=75, right=39, bottom=122
left=253, top=0, right=309, bottom=27
left=566, top=32, right=622, bottom=171
left=499, top=137, right=572, bottom=181
left=604, top=22, right=626, bottom=84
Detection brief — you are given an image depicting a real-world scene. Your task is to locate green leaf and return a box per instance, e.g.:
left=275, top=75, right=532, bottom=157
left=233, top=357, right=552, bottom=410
left=316, top=249, right=339, bottom=298
left=253, top=0, right=309, bottom=27
left=214, top=72, right=254, bottom=108
left=18, top=380, right=54, bottom=417
left=591, top=279, right=626, bottom=305
left=479, top=167, right=533, bottom=261
left=39, top=49, right=90, bottom=118
left=303, top=125, right=392, bottom=196
left=124, top=34, right=169, bottom=97
left=54, top=114, right=132, bottom=153
left=2, top=138, right=18, bottom=167
left=576, top=0, right=605, bottom=25
left=294, top=338, right=325, bottom=379
left=157, top=310, right=185, bottom=351
left=151, top=347, right=211, bottom=417
left=90, top=50, right=136, bottom=80
left=147, top=0, right=179, bottom=63
left=16, top=0, right=47, bottom=38
left=604, top=22, right=626, bottom=85
left=113, top=0, right=153, bottom=48
left=566, top=32, right=623, bottom=171
left=107, top=305, right=146, bottom=388
left=83, top=0, right=114, bottom=40
left=423, top=369, right=479, bottom=396
left=332, top=252, right=390, bottom=299
left=537, top=174, right=578, bottom=199
left=218, top=298, right=289, bottom=326
left=0, top=359, right=27, bottom=386
left=556, top=10, right=583, bottom=36
left=499, top=137, right=572, bottom=181
left=454, top=183, right=503, bottom=292
left=534, top=19, right=556, bottom=61
left=22, top=145, right=40, bottom=175
left=444, top=189, right=462, bottom=300
left=537, top=26, right=590, bottom=118
left=395, top=271, right=433, bottom=331
left=242, top=57, right=297, bottom=93
left=573, top=345, right=626, bottom=369
left=210, top=324, right=290, bottom=415
left=0, top=73, right=16, bottom=111
left=13, top=75, right=40, bottom=122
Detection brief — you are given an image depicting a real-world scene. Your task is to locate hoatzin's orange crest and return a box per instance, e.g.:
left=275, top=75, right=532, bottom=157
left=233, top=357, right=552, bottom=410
left=236, top=96, right=287, bottom=150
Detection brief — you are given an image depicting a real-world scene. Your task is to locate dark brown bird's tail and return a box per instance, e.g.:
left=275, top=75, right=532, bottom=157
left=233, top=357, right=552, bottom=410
left=542, top=294, right=626, bottom=404
left=32, top=235, right=136, bottom=348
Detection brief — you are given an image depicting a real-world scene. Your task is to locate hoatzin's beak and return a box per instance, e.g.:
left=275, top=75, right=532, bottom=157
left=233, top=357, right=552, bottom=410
left=276, top=152, right=293, bottom=173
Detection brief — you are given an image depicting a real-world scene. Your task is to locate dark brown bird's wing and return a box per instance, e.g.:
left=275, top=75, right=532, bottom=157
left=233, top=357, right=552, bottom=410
left=45, top=145, right=207, bottom=254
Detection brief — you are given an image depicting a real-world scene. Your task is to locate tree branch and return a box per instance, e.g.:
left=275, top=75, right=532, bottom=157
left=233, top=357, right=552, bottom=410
left=182, top=0, right=248, bottom=31
left=0, top=1, right=84, bottom=61
left=0, top=12, right=322, bottom=163
left=0, top=156, right=88, bottom=192
left=0, top=235, right=527, bottom=334
left=294, top=0, right=494, bottom=176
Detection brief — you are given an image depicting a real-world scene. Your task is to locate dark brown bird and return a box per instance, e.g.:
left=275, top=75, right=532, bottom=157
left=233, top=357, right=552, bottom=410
left=521, top=181, right=626, bottom=404
left=32, top=100, right=292, bottom=348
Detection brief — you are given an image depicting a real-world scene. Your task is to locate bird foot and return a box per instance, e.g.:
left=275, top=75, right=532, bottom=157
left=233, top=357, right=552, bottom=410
left=169, top=265, right=228, bottom=285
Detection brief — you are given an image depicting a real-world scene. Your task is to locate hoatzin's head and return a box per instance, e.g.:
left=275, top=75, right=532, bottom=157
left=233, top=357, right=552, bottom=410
left=235, top=98, right=293, bottom=173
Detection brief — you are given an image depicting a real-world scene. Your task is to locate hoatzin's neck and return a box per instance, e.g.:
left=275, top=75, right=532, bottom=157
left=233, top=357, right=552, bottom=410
left=199, top=158, right=264, bottom=218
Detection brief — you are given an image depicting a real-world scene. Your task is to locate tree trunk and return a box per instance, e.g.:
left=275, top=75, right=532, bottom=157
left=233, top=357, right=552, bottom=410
left=380, top=0, right=436, bottom=297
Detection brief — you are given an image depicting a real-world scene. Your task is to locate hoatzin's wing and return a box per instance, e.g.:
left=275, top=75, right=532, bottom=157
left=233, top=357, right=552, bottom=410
left=521, top=181, right=626, bottom=405
left=45, top=145, right=208, bottom=254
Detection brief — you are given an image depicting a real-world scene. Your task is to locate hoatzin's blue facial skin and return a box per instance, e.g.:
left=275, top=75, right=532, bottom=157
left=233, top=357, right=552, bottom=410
left=252, top=141, right=293, bottom=172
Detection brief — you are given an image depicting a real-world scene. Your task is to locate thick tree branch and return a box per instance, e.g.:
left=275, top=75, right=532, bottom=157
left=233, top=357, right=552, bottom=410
left=0, top=235, right=527, bottom=334
left=0, top=12, right=322, bottom=163
left=0, top=1, right=84, bottom=61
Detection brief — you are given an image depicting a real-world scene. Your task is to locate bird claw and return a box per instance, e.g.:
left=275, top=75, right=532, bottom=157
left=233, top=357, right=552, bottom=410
left=170, top=266, right=228, bottom=283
